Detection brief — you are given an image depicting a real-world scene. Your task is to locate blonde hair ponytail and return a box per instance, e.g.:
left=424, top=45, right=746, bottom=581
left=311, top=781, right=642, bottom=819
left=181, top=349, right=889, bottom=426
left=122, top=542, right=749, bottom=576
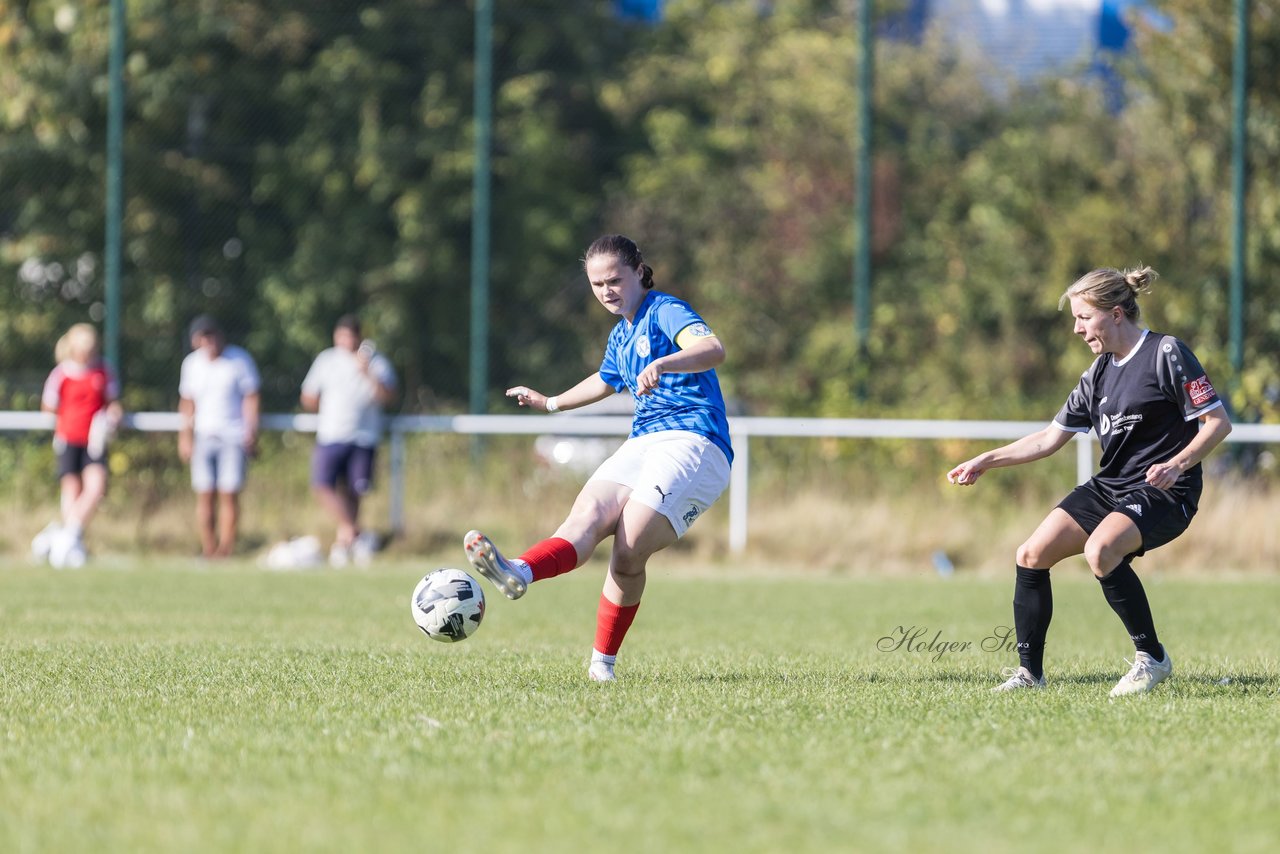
left=1059, top=266, right=1158, bottom=321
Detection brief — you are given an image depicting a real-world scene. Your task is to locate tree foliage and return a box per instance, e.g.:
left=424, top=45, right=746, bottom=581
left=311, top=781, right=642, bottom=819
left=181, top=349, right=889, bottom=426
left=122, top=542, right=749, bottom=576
left=2, top=0, right=1276, bottom=423
left=607, top=0, right=1279, bottom=420
left=1, top=0, right=631, bottom=411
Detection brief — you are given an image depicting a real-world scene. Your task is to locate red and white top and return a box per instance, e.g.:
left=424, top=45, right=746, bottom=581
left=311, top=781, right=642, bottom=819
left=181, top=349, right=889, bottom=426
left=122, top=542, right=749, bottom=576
left=42, top=361, right=119, bottom=446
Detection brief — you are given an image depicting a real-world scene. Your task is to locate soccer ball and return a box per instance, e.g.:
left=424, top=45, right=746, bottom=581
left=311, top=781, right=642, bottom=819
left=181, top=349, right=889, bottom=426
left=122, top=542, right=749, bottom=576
left=411, top=569, right=486, bottom=642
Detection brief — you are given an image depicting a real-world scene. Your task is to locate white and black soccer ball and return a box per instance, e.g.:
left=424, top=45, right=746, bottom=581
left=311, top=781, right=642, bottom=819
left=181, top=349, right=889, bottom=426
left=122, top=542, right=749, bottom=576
left=411, top=568, right=486, bottom=642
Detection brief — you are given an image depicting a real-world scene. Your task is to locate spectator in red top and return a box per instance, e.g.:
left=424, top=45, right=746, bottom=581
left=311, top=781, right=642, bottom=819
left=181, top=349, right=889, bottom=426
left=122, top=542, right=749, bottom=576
left=32, top=323, right=123, bottom=568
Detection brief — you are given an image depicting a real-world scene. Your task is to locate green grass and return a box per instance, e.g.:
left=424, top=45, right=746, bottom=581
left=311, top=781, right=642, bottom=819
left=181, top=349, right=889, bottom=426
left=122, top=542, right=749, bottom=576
left=2, top=559, right=1277, bottom=853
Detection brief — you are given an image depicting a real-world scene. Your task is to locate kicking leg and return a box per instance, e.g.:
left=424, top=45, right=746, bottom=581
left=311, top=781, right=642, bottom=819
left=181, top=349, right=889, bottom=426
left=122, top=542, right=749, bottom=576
left=464, top=481, right=628, bottom=599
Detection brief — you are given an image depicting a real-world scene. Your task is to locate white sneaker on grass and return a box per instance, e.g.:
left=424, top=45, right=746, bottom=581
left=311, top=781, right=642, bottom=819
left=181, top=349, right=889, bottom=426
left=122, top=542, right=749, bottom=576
left=31, top=522, right=61, bottom=562
left=329, top=542, right=351, bottom=568
left=588, top=661, right=616, bottom=682
left=351, top=530, right=379, bottom=566
left=60, top=543, right=87, bottom=569
left=463, top=530, right=527, bottom=600
left=48, top=527, right=86, bottom=570
left=992, top=666, right=1046, bottom=692
left=1109, top=649, right=1173, bottom=698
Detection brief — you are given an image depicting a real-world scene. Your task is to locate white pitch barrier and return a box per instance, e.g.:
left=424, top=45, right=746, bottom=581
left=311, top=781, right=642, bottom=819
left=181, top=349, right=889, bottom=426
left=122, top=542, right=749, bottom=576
left=2, top=411, right=1276, bottom=553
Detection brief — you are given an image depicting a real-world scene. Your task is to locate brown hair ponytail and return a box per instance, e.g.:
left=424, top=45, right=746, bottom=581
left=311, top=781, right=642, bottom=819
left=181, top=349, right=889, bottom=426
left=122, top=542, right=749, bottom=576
left=584, top=234, right=656, bottom=290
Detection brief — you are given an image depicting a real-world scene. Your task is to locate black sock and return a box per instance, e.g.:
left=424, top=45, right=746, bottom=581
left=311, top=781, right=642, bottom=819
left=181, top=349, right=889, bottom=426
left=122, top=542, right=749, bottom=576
left=1013, top=566, right=1053, bottom=680
left=1097, top=562, right=1163, bottom=658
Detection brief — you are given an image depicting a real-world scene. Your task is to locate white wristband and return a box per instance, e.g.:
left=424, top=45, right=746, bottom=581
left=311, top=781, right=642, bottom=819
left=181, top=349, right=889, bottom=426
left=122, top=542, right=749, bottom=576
left=545, top=396, right=560, bottom=413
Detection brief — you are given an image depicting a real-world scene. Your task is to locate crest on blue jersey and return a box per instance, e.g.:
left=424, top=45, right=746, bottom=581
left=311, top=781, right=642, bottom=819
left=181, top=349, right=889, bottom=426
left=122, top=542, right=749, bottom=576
left=636, top=335, right=651, bottom=358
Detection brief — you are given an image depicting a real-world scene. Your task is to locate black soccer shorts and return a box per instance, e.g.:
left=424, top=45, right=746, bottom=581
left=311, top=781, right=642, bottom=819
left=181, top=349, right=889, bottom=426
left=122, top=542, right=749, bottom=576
left=1057, top=478, right=1200, bottom=558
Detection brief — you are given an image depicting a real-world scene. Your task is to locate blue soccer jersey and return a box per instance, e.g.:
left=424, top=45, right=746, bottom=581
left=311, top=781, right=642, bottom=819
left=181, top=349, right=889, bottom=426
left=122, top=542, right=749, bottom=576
left=598, top=290, right=734, bottom=464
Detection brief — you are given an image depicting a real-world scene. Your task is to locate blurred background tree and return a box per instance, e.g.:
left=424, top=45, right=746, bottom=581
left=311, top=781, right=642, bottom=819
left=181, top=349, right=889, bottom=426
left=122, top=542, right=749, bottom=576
left=1, top=0, right=633, bottom=412
left=1, top=0, right=1276, bottom=422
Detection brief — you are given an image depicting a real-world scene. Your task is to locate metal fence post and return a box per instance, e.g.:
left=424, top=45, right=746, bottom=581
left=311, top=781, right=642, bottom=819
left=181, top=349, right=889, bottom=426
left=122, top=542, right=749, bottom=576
left=729, top=432, right=750, bottom=553
left=104, top=0, right=126, bottom=377
left=390, top=423, right=406, bottom=537
left=1075, top=432, right=1093, bottom=484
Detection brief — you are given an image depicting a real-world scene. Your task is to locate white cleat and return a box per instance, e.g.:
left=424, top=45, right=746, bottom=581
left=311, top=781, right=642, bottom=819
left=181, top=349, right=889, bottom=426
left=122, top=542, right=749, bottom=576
left=588, top=661, right=616, bottom=682
left=463, top=530, right=527, bottom=600
left=992, top=666, right=1046, bottom=692
left=1109, top=649, right=1173, bottom=698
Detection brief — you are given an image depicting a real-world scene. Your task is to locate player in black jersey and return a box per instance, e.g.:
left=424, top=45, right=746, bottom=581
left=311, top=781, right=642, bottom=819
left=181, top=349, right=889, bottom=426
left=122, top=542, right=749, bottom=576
left=947, top=267, right=1232, bottom=697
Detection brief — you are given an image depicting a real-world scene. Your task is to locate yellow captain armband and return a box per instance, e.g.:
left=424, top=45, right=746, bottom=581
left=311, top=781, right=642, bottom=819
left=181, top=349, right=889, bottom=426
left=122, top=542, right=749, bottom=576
left=675, top=323, right=718, bottom=350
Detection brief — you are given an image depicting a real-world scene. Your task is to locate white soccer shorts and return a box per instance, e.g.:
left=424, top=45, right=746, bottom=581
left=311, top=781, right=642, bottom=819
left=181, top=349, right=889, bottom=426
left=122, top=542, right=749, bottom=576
left=588, top=430, right=731, bottom=538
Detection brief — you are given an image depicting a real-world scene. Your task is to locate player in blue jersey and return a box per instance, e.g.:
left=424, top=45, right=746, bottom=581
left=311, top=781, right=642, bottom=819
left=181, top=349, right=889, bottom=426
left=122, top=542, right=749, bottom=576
left=464, top=234, right=733, bottom=682
left=947, top=266, right=1231, bottom=697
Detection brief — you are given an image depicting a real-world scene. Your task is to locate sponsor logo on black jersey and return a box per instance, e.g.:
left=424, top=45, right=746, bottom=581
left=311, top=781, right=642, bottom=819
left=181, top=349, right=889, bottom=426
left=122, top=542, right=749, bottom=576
left=1100, top=412, right=1143, bottom=436
left=1185, top=376, right=1216, bottom=407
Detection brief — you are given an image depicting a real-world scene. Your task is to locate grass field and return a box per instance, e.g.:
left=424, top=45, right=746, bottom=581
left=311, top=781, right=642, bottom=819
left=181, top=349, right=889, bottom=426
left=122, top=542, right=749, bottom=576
left=2, top=558, right=1277, bottom=853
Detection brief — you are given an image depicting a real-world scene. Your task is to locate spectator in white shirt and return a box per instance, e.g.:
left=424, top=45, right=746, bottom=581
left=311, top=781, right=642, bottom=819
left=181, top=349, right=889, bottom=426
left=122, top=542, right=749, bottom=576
left=301, top=314, right=397, bottom=566
left=178, top=315, right=261, bottom=558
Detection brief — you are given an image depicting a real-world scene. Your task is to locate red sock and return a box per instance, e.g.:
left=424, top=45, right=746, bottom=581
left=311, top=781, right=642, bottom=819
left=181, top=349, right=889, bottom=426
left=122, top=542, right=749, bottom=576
left=518, top=537, right=579, bottom=582
left=593, top=595, right=641, bottom=657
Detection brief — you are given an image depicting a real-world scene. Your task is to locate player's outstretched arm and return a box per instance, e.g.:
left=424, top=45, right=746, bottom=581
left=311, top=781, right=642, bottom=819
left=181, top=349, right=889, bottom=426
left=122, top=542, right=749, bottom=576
left=507, top=373, right=615, bottom=413
left=947, top=424, right=1073, bottom=486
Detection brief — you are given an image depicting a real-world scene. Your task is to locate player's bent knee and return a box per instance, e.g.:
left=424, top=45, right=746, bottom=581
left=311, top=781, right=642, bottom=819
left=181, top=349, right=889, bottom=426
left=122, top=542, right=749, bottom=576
left=611, top=561, right=647, bottom=582
left=1015, top=541, right=1048, bottom=568
left=609, top=543, right=651, bottom=578
left=1090, top=554, right=1124, bottom=578
left=1082, top=540, right=1122, bottom=577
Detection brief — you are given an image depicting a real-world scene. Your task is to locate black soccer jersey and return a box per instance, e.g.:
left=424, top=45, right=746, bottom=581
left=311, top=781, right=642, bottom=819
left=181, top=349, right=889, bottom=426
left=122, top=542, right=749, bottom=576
left=1052, top=330, right=1223, bottom=498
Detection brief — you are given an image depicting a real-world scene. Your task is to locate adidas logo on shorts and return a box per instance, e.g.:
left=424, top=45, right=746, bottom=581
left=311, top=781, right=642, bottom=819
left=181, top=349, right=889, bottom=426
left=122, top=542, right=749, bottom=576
left=1126, top=504, right=1143, bottom=516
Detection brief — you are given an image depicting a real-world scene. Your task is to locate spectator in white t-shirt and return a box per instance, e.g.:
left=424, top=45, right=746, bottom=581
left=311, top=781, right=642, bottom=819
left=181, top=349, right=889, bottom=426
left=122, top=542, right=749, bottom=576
left=178, top=315, right=261, bottom=558
left=301, top=314, right=397, bottom=566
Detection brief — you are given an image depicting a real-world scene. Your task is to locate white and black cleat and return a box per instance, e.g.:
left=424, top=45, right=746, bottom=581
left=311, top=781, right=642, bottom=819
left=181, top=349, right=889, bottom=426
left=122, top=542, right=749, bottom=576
left=463, top=530, right=527, bottom=600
